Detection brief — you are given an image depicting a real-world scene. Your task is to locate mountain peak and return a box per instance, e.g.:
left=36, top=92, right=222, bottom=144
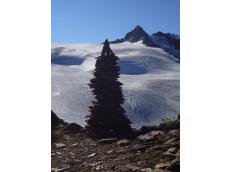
left=125, top=26, right=147, bottom=42
left=110, top=25, right=159, bottom=48
left=134, top=25, right=145, bottom=31
left=154, top=31, right=165, bottom=36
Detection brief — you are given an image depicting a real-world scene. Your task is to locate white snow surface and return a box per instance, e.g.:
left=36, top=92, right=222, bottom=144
left=52, top=42, right=180, bottom=128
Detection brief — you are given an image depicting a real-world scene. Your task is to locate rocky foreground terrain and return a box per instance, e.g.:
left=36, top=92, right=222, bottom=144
left=51, top=112, right=180, bottom=172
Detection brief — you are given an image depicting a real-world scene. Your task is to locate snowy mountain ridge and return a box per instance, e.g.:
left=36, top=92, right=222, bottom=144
left=111, top=25, right=180, bottom=61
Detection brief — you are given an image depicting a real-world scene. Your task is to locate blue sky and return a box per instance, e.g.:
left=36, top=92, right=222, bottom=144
left=52, top=0, right=179, bottom=44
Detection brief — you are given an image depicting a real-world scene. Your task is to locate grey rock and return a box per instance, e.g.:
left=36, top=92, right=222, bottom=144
left=87, top=161, right=102, bottom=167
left=63, top=135, right=71, bottom=140
left=117, top=139, right=131, bottom=146
left=155, top=159, right=179, bottom=170
left=55, top=143, right=66, bottom=148
left=96, top=165, right=104, bottom=170
left=167, top=147, right=177, bottom=153
left=150, top=145, right=162, bottom=151
left=163, top=147, right=177, bottom=156
left=165, top=138, right=177, bottom=145
left=125, top=164, right=140, bottom=171
left=140, top=168, right=154, bottom=172
left=136, top=161, right=143, bottom=166
left=132, top=145, right=148, bottom=152
left=97, top=138, right=117, bottom=144
left=51, top=164, right=70, bottom=172
left=71, top=143, right=78, bottom=147
left=56, top=151, right=62, bottom=155
left=137, top=130, right=165, bottom=142
left=107, top=150, right=113, bottom=154
left=169, top=129, right=179, bottom=136
left=69, top=152, right=75, bottom=156
left=144, top=168, right=172, bottom=172
left=155, top=162, right=170, bottom=169
left=70, top=155, right=76, bottom=159
left=87, top=153, right=97, bottom=158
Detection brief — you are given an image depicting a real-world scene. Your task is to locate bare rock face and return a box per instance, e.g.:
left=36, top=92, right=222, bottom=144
left=51, top=110, right=67, bottom=143
left=51, top=110, right=64, bottom=130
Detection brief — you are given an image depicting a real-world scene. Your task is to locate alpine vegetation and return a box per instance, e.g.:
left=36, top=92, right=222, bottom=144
left=86, top=39, right=132, bottom=139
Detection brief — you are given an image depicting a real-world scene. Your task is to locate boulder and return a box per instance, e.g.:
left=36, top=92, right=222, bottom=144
left=137, top=130, right=165, bottom=142
left=117, top=139, right=131, bottom=146
left=125, top=164, right=140, bottom=171
left=163, top=147, right=177, bottom=156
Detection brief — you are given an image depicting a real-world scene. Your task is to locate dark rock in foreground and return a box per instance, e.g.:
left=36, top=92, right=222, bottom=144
left=51, top=114, right=180, bottom=172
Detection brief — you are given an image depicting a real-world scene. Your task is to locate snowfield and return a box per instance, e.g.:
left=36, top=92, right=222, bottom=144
left=52, top=41, right=179, bottom=128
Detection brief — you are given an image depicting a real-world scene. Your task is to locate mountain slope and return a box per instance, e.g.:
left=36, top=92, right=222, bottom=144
left=111, top=25, right=180, bottom=61
left=150, top=32, right=180, bottom=61
left=111, top=25, right=159, bottom=48
left=51, top=41, right=179, bottom=128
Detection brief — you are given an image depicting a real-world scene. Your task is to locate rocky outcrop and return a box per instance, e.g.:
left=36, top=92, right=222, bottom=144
left=51, top=110, right=63, bottom=130
left=63, top=123, right=83, bottom=134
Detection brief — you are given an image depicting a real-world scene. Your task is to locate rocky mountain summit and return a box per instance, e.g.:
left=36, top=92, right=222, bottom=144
left=51, top=111, right=180, bottom=172
left=110, top=25, right=180, bottom=61
left=111, top=25, right=159, bottom=48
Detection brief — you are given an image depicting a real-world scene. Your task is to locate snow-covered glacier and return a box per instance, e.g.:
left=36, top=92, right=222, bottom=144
left=51, top=41, right=179, bottom=128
